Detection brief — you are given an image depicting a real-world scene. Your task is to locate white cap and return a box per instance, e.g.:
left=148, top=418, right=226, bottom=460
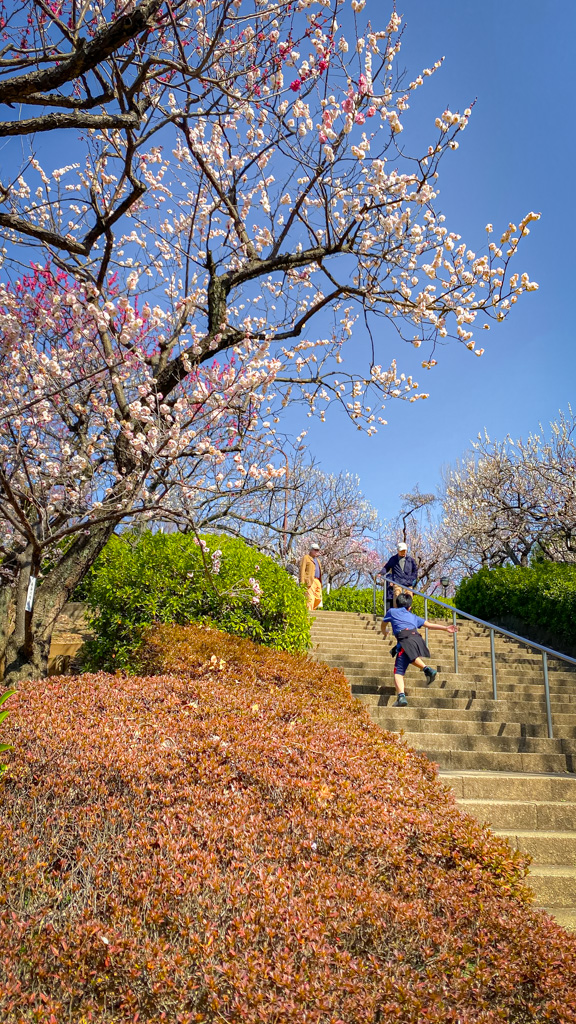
left=398, top=542, right=407, bottom=550
left=310, top=543, right=320, bottom=550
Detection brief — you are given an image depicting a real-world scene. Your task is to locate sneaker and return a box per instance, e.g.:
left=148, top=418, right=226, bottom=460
left=424, top=667, right=437, bottom=684
left=393, top=693, right=408, bottom=707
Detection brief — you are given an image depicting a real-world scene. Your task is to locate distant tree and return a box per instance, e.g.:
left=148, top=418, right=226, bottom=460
left=380, top=487, right=454, bottom=591
left=441, top=411, right=576, bottom=573
left=224, top=454, right=381, bottom=581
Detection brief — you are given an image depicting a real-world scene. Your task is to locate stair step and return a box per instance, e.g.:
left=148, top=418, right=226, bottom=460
left=460, top=799, right=576, bottom=831
left=398, top=731, right=576, bottom=755
left=366, top=714, right=556, bottom=738
left=365, top=705, right=557, bottom=727
left=494, top=830, right=576, bottom=864
left=419, top=748, right=574, bottom=773
left=527, top=865, right=576, bottom=907
left=356, top=692, right=553, bottom=713
left=317, top=657, right=576, bottom=689
left=441, top=771, right=576, bottom=802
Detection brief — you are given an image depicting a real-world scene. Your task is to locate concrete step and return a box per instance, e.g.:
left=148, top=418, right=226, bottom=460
left=319, top=663, right=574, bottom=690
left=496, top=830, right=576, bottom=865
left=357, top=692, right=576, bottom=721
left=399, top=731, right=576, bottom=756
left=527, top=865, right=576, bottom=908
left=366, top=713, right=556, bottom=739
left=314, top=657, right=561, bottom=679
left=460, top=799, right=576, bottom=831
left=311, top=632, right=525, bottom=649
left=356, top=688, right=550, bottom=710
left=418, top=747, right=574, bottom=773
left=365, top=704, right=555, bottom=727
left=345, top=669, right=572, bottom=694
left=312, top=626, right=524, bottom=642
left=373, top=707, right=576, bottom=740
left=355, top=692, right=554, bottom=715
left=315, top=649, right=570, bottom=674
left=441, top=771, right=576, bottom=802
left=436, top=653, right=575, bottom=670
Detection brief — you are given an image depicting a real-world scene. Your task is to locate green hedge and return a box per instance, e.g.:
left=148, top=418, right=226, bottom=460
left=455, top=563, right=576, bottom=648
left=82, top=531, right=310, bottom=669
left=324, top=586, right=454, bottom=620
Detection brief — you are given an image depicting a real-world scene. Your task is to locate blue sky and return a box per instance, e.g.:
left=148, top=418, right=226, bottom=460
left=289, top=0, right=576, bottom=522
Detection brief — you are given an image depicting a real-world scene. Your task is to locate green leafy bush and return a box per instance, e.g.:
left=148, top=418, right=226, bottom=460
left=82, top=531, right=310, bottom=669
left=324, top=585, right=384, bottom=613
left=0, top=689, right=14, bottom=776
left=455, top=563, right=576, bottom=648
left=325, top=585, right=454, bottom=620
left=2, top=626, right=575, bottom=1022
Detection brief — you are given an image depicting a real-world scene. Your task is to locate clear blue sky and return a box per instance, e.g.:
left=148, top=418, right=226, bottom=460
left=288, top=0, right=576, bottom=522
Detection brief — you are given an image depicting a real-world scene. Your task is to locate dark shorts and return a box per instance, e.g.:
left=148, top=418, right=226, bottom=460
left=394, top=647, right=412, bottom=675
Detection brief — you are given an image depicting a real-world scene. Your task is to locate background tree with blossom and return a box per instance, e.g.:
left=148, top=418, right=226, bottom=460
left=378, top=486, right=455, bottom=592
left=0, top=0, right=539, bottom=682
left=441, top=410, right=576, bottom=574
left=220, top=452, right=381, bottom=570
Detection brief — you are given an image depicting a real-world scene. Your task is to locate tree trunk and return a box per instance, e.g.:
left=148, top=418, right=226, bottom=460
left=0, top=579, right=16, bottom=676
left=3, top=521, right=116, bottom=687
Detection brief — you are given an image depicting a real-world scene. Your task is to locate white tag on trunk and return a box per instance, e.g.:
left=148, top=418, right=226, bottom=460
left=25, top=575, right=37, bottom=612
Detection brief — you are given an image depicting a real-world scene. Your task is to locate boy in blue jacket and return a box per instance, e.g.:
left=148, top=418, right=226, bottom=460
left=382, top=592, right=457, bottom=707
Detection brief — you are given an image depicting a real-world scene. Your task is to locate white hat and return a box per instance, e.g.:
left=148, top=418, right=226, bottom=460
left=398, top=542, right=407, bottom=550
left=310, top=542, right=320, bottom=550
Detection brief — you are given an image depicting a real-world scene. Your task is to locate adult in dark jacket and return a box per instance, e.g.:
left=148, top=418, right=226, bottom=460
left=379, top=541, right=418, bottom=609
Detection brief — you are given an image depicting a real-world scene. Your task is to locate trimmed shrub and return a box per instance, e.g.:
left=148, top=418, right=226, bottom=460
left=0, top=688, right=14, bottom=775
left=325, top=584, right=454, bottom=620
left=1, top=626, right=575, bottom=1022
left=82, top=531, right=310, bottom=669
left=455, top=563, right=576, bottom=649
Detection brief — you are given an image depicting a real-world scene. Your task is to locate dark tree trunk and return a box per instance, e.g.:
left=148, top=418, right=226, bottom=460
left=3, top=521, right=115, bottom=687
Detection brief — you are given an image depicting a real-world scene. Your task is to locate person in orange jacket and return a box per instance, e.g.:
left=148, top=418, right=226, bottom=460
left=299, top=542, right=322, bottom=612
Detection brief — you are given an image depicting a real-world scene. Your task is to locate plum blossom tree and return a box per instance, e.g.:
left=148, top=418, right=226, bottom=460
left=303, top=532, right=382, bottom=591
left=230, top=455, right=382, bottom=576
left=441, top=411, right=576, bottom=573
left=0, top=0, right=539, bottom=681
left=379, top=487, right=454, bottom=592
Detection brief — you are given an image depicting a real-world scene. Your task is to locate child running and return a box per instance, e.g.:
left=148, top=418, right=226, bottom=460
left=381, top=592, right=457, bottom=707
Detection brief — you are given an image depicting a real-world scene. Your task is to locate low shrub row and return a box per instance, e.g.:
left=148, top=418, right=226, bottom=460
left=1, top=624, right=575, bottom=1022
left=0, top=688, right=13, bottom=775
left=455, top=563, right=576, bottom=649
left=324, top=585, right=454, bottom=620
left=81, top=531, right=310, bottom=670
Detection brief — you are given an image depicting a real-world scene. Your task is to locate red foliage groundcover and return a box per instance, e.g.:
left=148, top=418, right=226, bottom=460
left=1, top=623, right=576, bottom=1023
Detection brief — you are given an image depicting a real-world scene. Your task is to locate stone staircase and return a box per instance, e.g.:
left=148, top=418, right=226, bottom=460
left=49, top=602, right=91, bottom=674
left=311, top=609, right=576, bottom=929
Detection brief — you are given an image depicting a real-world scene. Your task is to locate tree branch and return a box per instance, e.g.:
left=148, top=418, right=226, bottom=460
left=0, top=109, right=141, bottom=137
left=0, top=0, right=164, bottom=105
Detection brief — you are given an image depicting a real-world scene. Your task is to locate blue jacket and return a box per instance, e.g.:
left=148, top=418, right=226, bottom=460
left=382, top=553, right=418, bottom=588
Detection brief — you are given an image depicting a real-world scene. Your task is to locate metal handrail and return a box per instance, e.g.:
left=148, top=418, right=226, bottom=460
left=373, top=574, right=576, bottom=739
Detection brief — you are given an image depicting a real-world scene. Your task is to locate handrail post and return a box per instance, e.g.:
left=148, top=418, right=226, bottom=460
left=452, top=610, right=458, bottom=673
left=542, top=651, right=553, bottom=739
left=424, top=596, right=428, bottom=648
left=490, top=628, right=498, bottom=700
left=373, top=579, right=377, bottom=615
